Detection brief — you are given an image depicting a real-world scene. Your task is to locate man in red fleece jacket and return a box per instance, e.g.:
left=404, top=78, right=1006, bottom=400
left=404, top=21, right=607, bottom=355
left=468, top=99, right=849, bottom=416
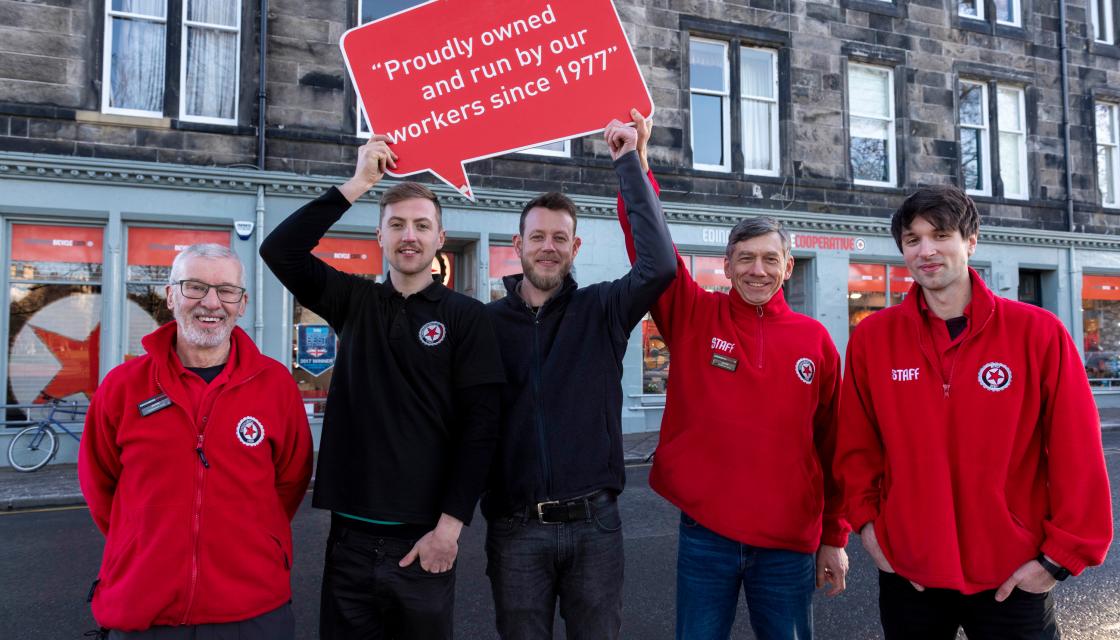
left=617, top=114, right=849, bottom=640
left=79, top=244, right=313, bottom=638
left=836, top=185, right=1113, bottom=639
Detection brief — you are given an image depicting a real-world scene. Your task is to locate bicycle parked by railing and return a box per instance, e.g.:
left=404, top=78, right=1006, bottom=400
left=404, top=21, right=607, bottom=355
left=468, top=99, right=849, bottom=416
left=5, top=393, right=87, bottom=472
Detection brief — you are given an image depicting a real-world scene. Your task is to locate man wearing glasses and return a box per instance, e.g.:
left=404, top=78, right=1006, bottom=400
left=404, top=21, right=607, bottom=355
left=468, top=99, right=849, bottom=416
left=80, top=243, right=313, bottom=638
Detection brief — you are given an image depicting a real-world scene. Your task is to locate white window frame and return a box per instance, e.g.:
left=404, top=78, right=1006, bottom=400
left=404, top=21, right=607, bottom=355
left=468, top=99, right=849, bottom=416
left=997, top=85, right=1028, bottom=200
left=960, top=80, right=992, bottom=197
left=689, top=37, right=731, bottom=173
left=1099, top=102, right=1120, bottom=208
left=518, top=140, right=572, bottom=158
left=101, top=1, right=168, bottom=118
left=848, top=63, right=897, bottom=187
left=1092, top=0, right=1116, bottom=44
left=996, top=0, right=1022, bottom=27
left=959, top=0, right=985, bottom=21
left=740, top=46, right=779, bottom=177
left=178, top=0, right=241, bottom=125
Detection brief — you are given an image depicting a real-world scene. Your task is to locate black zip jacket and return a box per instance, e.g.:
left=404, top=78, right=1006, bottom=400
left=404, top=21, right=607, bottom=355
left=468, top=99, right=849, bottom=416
left=481, top=150, right=676, bottom=519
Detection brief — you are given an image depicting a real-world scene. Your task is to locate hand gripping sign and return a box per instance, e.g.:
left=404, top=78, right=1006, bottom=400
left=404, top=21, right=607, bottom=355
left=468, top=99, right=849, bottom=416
left=341, top=0, right=653, bottom=200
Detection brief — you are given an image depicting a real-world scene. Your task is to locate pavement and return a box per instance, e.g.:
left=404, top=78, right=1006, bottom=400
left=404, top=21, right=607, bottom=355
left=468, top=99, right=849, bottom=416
left=4, top=397, right=1118, bottom=511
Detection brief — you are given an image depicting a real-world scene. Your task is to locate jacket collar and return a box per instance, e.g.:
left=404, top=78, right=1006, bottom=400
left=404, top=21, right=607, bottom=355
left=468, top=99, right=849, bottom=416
left=902, top=266, right=995, bottom=330
left=728, top=285, right=791, bottom=318
left=143, top=321, right=266, bottom=388
left=501, top=273, right=578, bottom=314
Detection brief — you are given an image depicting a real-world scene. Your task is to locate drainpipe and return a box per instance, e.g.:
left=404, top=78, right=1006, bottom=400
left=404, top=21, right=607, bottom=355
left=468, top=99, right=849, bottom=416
left=254, top=0, right=268, bottom=346
left=257, top=0, right=268, bottom=171
left=1058, top=0, right=1075, bottom=232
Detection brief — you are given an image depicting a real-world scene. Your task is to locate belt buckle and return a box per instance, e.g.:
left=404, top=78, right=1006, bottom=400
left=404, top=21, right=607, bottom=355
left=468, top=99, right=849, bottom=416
left=535, top=500, right=561, bottom=524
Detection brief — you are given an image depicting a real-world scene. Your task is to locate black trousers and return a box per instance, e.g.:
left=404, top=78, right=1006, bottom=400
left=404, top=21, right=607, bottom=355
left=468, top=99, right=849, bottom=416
left=320, top=522, right=455, bottom=640
left=879, top=571, right=1060, bottom=640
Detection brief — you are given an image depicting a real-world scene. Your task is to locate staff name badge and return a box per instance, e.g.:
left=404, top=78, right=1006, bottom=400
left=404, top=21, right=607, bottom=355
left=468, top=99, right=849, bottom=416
left=711, top=353, right=738, bottom=372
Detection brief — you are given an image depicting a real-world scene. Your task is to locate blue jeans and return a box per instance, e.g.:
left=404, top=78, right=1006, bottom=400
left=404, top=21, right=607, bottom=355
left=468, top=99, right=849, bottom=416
left=485, top=492, right=624, bottom=640
left=676, top=512, right=815, bottom=640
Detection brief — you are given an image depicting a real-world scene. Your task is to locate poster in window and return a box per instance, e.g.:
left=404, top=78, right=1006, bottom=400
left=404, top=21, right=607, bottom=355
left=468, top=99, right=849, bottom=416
left=296, top=325, right=337, bottom=377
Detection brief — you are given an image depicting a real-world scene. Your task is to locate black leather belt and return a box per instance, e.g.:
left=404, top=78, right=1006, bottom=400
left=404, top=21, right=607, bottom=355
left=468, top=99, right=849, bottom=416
left=525, top=490, right=609, bottom=524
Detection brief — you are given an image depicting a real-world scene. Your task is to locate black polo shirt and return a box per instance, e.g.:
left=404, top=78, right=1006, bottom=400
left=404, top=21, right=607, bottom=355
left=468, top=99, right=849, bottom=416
left=260, top=187, right=505, bottom=525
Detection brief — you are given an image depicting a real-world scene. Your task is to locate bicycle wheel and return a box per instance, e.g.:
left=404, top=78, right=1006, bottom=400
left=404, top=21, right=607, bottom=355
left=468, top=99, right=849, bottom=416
left=7, top=425, right=58, bottom=472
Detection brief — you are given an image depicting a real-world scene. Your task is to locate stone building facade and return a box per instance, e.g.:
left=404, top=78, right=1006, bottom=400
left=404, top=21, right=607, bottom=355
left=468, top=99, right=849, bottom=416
left=2, top=0, right=1120, bottom=461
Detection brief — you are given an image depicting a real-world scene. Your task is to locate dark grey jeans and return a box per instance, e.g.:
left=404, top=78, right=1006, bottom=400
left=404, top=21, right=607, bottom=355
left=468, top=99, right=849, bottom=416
left=485, top=491, right=625, bottom=640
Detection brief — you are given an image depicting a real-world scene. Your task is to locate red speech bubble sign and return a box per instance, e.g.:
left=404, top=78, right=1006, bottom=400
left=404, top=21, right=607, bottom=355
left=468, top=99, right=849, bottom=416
left=341, top=0, right=652, bottom=200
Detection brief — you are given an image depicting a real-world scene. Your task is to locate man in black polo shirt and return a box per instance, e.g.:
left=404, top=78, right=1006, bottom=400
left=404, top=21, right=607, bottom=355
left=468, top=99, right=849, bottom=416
left=483, top=118, right=676, bottom=638
left=260, top=136, right=504, bottom=640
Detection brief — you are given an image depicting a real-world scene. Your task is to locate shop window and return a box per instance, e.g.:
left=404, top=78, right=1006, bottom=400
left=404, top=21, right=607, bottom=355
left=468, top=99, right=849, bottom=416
left=848, top=263, right=912, bottom=330
left=292, top=236, right=381, bottom=415
left=1082, top=274, right=1120, bottom=384
left=488, top=245, right=521, bottom=301
left=431, top=251, right=455, bottom=289
left=7, top=224, right=103, bottom=409
left=124, top=227, right=231, bottom=360
left=641, top=254, right=729, bottom=394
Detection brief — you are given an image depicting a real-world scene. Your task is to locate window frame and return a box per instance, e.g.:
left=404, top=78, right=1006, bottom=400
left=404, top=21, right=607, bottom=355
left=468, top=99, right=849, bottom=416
left=101, top=1, right=169, bottom=119
left=177, top=0, right=242, bottom=126
left=1093, top=0, right=1117, bottom=45
left=959, top=79, right=992, bottom=197
left=739, top=45, right=780, bottom=177
left=1098, top=101, right=1120, bottom=208
left=689, top=37, right=733, bottom=173
left=959, top=0, right=985, bottom=21
left=517, top=140, right=572, bottom=158
left=847, top=62, right=897, bottom=188
left=996, top=84, right=1029, bottom=200
left=995, top=0, right=1022, bottom=27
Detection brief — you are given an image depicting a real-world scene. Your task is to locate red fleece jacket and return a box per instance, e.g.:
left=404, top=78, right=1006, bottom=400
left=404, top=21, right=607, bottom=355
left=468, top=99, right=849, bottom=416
left=837, top=269, right=1113, bottom=593
left=618, top=176, right=849, bottom=552
left=79, top=323, right=313, bottom=631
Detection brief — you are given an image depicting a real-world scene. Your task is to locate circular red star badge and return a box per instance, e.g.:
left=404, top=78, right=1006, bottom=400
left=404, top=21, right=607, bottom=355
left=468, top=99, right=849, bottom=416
left=418, top=321, right=446, bottom=347
left=236, top=416, right=265, bottom=447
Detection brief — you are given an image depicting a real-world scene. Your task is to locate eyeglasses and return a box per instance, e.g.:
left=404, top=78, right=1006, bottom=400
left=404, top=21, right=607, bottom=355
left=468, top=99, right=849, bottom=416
left=175, top=279, right=246, bottom=303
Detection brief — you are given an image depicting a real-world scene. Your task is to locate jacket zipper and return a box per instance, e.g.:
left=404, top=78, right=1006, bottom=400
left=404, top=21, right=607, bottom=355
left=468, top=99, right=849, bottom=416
left=182, top=432, right=207, bottom=625
left=755, top=304, right=765, bottom=368
left=151, top=366, right=263, bottom=625
left=531, top=314, right=553, bottom=498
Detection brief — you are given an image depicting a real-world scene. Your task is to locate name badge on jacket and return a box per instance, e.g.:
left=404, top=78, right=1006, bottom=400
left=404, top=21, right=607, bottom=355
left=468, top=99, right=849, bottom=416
left=711, top=353, right=738, bottom=372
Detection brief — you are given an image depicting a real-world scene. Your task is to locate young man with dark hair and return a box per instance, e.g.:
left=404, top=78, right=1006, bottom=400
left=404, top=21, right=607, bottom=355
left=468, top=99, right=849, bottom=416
left=615, top=112, right=849, bottom=640
left=836, top=184, right=1113, bottom=640
left=483, top=119, right=676, bottom=639
left=260, top=137, right=505, bottom=640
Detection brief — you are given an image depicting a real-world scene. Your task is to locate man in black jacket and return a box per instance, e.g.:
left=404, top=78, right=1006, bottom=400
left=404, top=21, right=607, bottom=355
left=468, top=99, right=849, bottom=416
left=260, top=137, right=505, bottom=640
left=483, top=118, right=677, bottom=639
